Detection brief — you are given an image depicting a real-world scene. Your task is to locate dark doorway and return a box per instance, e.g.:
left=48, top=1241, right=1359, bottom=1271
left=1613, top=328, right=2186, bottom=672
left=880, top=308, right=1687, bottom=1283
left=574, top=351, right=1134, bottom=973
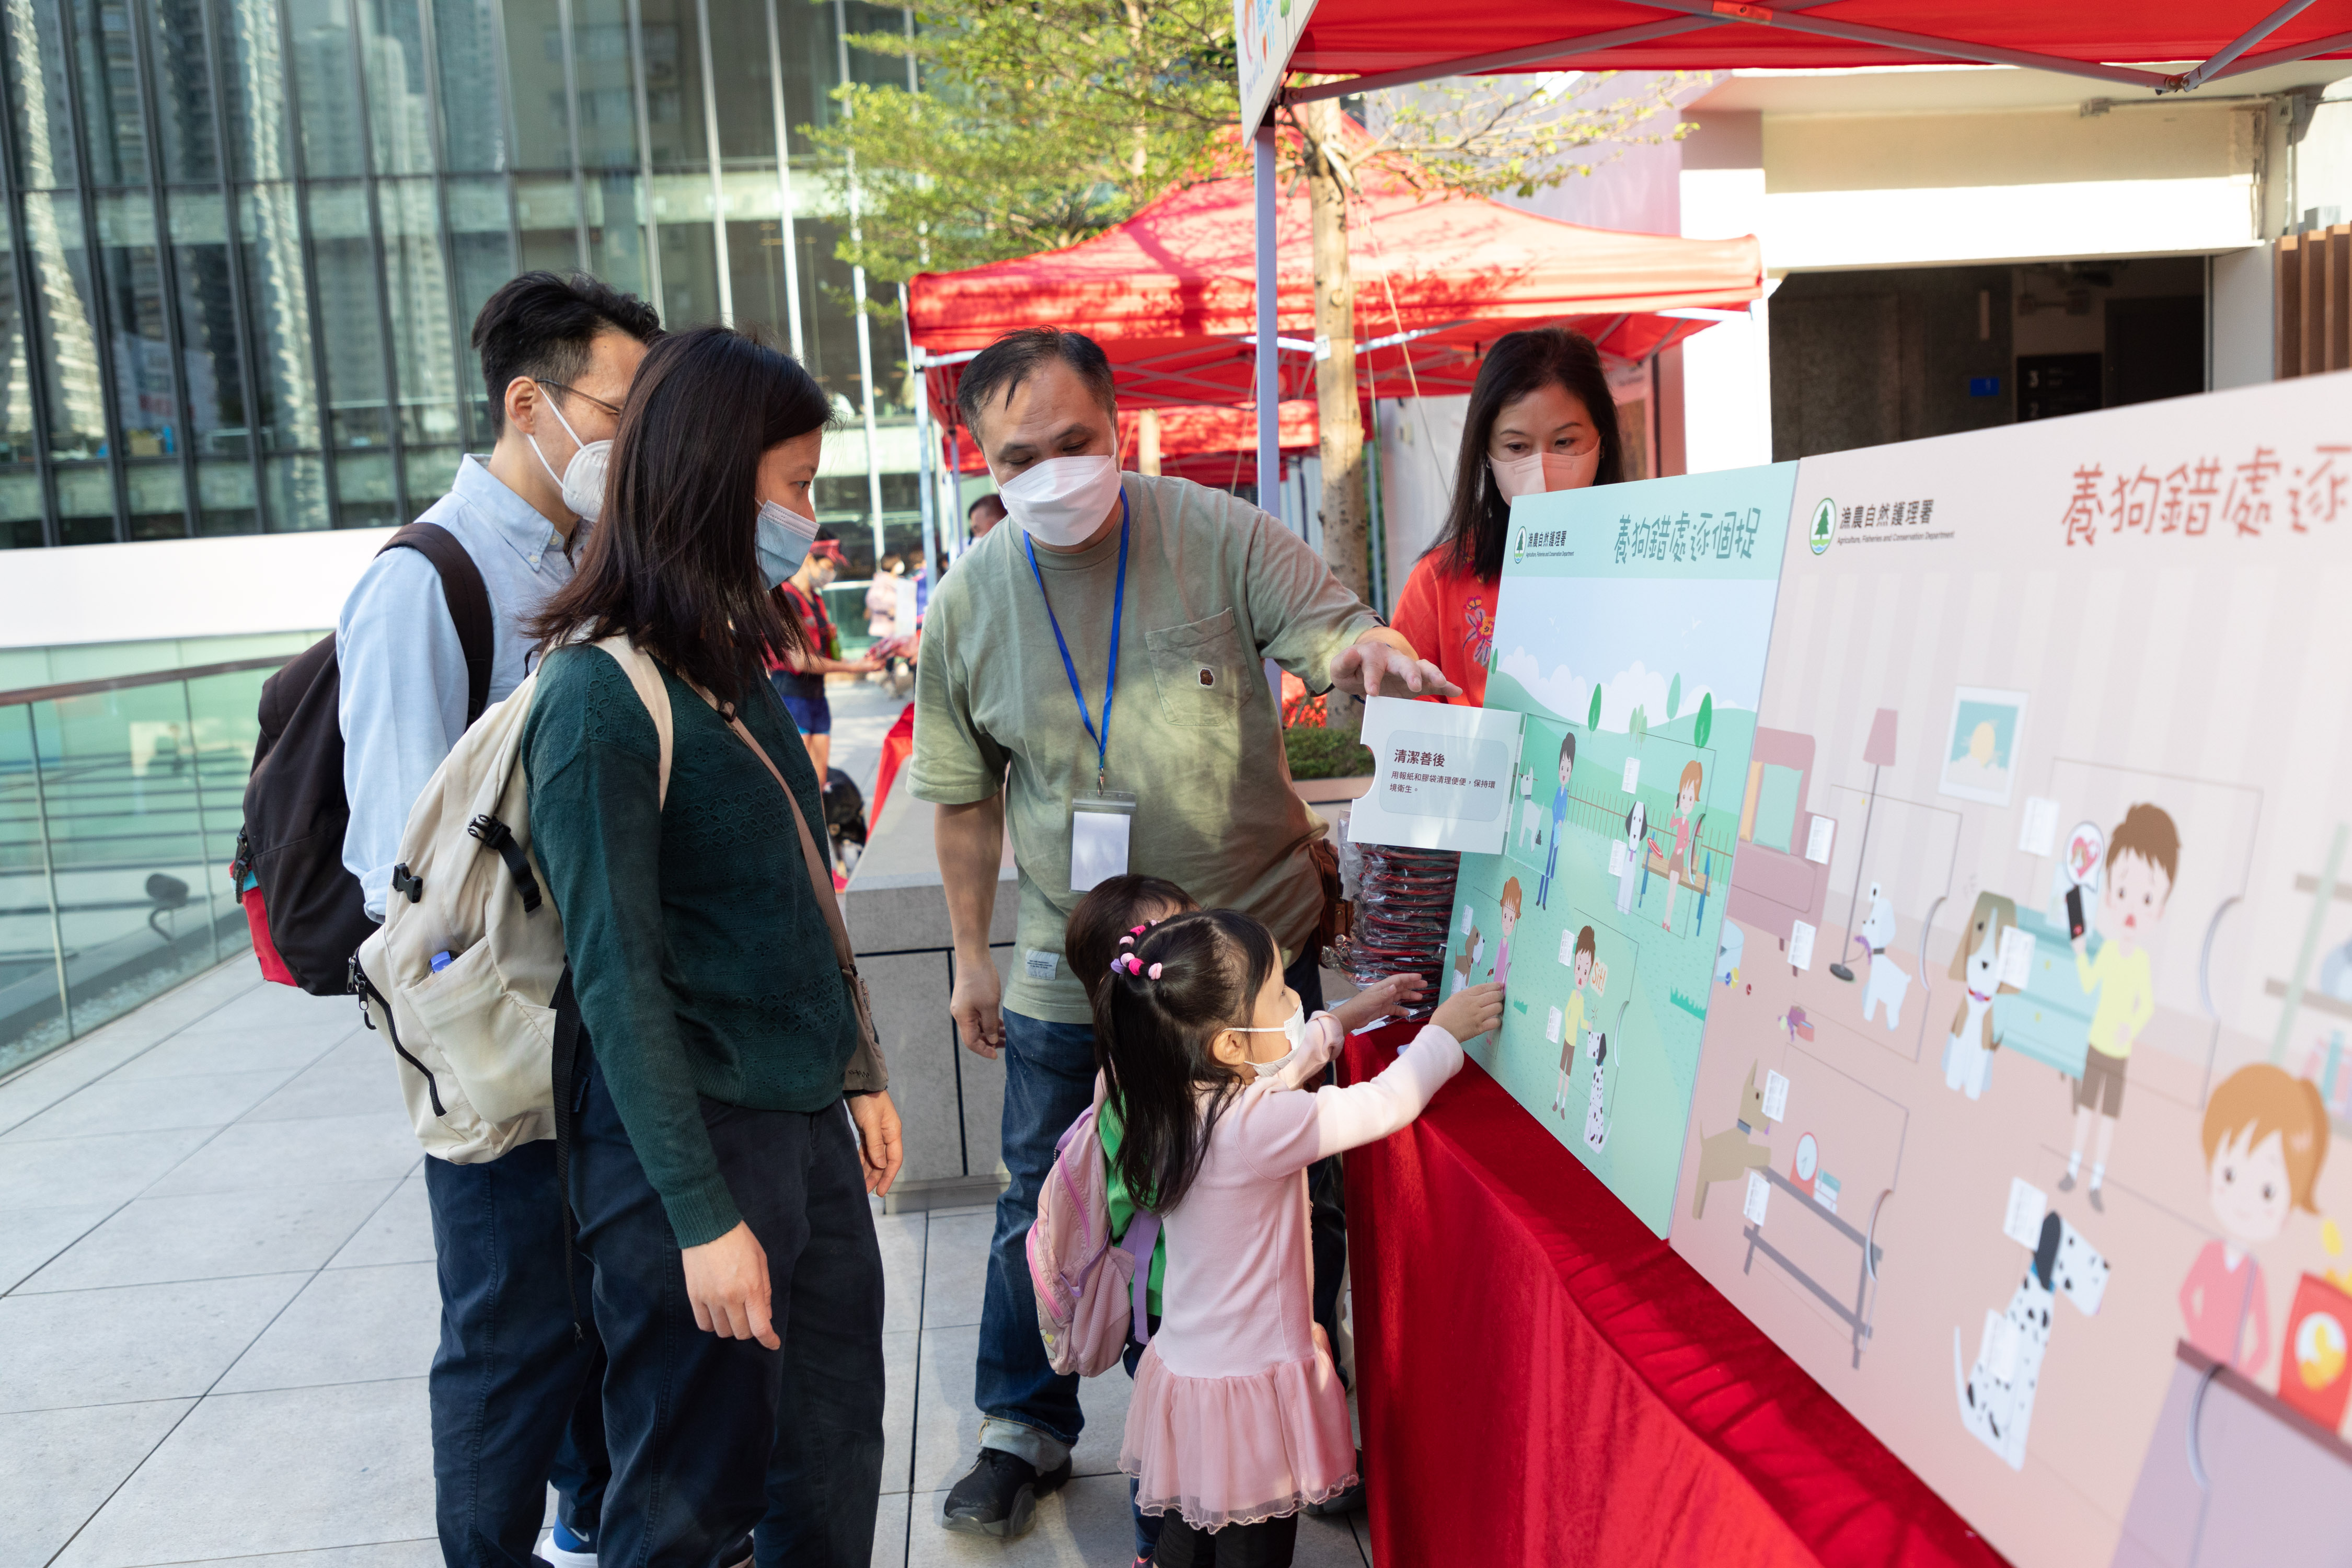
left=2105, top=295, right=2205, bottom=408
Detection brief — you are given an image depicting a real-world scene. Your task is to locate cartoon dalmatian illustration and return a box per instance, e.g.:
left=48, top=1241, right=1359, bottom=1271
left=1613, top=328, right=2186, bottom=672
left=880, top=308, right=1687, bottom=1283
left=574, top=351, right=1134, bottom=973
left=1856, top=883, right=1913, bottom=1029
left=1582, top=1029, right=1609, bottom=1151
left=1953, top=1209, right=2111, bottom=1470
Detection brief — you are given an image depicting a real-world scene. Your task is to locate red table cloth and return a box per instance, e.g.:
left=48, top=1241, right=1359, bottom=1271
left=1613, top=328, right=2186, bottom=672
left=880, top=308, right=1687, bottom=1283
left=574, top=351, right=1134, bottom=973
left=1340, top=1025, right=2009, bottom=1568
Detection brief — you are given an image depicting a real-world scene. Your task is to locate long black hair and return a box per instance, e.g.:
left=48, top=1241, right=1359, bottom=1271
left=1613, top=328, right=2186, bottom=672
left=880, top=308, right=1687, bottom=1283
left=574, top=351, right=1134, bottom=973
left=528, top=325, right=831, bottom=704
left=1427, top=326, right=1625, bottom=582
left=1092, top=908, right=1281, bottom=1213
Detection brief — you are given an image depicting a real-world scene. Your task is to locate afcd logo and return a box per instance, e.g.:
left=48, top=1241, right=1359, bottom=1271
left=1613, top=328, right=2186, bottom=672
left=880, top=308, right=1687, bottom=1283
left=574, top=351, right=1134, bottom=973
left=1807, top=498, right=1836, bottom=556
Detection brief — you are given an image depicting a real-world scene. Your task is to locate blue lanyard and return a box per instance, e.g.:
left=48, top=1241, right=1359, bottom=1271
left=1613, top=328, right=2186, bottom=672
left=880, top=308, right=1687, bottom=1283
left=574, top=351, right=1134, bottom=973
left=1024, top=492, right=1128, bottom=792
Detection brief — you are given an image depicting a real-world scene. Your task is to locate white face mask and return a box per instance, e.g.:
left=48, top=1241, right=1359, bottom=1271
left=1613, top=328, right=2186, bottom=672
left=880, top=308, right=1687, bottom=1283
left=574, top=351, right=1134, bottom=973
left=997, top=454, right=1124, bottom=548
left=1236, top=1001, right=1309, bottom=1079
left=1490, top=447, right=1600, bottom=503
left=755, top=500, right=820, bottom=590
left=526, top=384, right=613, bottom=523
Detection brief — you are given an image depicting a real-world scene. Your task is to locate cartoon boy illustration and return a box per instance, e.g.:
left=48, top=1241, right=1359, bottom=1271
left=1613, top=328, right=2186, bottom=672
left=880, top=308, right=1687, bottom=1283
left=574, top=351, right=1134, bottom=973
left=2061, top=803, right=2178, bottom=1210
left=1662, top=760, right=1703, bottom=934
left=2178, top=1064, right=2331, bottom=1378
left=1489, top=878, right=1523, bottom=988
left=1538, top=733, right=1575, bottom=910
left=1552, top=926, right=1598, bottom=1116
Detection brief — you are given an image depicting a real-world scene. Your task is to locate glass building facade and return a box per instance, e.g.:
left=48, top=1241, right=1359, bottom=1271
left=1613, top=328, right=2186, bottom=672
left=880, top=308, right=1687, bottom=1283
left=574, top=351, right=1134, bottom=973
left=0, top=0, right=923, bottom=570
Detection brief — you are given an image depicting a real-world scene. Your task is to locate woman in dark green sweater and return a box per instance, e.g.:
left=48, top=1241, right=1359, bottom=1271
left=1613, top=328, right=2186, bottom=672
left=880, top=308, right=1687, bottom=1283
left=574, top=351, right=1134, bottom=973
left=523, top=326, right=900, bottom=1568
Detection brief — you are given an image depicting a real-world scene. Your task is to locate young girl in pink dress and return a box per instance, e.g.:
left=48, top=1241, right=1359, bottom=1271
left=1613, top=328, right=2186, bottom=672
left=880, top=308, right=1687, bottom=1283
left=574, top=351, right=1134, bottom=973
left=1098, top=909, right=1506, bottom=1565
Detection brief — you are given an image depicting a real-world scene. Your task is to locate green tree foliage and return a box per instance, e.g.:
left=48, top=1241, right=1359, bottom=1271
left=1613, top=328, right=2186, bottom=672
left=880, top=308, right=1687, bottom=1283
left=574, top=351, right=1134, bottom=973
left=1693, top=691, right=1713, bottom=749
left=1632, top=706, right=1648, bottom=744
left=818, top=1, right=1238, bottom=286
left=1667, top=673, right=1681, bottom=722
left=1587, top=685, right=1604, bottom=732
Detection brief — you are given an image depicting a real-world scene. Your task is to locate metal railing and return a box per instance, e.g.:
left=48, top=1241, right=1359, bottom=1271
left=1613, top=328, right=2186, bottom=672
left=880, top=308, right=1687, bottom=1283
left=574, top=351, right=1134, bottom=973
left=0, top=654, right=295, bottom=1078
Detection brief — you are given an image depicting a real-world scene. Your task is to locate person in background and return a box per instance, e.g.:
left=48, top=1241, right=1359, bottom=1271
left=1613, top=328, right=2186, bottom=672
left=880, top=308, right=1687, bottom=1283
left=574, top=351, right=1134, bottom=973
left=1389, top=327, right=1626, bottom=706
left=914, top=326, right=1452, bottom=1539
left=338, top=269, right=660, bottom=1568
left=967, top=491, right=1007, bottom=540
left=866, top=554, right=904, bottom=645
left=523, top=326, right=903, bottom=1568
left=909, top=550, right=930, bottom=625
left=769, top=528, right=882, bottom=783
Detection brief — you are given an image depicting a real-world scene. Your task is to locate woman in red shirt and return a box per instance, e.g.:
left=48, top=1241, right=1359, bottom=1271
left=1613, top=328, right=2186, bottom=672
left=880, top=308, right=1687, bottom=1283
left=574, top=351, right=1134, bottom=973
left=1390, top=327, right=1625, bottom=706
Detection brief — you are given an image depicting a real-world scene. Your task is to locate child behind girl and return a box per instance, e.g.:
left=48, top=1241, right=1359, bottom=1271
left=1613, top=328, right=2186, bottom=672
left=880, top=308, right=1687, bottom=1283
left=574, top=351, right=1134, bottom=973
left=1098, top=908, right=1505, bottom=1566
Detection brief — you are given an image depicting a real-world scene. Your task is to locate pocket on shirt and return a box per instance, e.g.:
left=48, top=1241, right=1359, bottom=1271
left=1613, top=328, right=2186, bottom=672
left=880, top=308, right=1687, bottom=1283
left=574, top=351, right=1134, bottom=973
left=1145, top=609, right=1250, bottom=729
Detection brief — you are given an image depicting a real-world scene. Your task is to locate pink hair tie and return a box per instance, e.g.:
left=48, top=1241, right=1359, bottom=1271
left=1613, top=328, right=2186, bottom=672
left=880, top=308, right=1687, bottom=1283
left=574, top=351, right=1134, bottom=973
left=1147, top=963, right=1163, bottom=979
left=1118, top=935, right=1135, bottom=947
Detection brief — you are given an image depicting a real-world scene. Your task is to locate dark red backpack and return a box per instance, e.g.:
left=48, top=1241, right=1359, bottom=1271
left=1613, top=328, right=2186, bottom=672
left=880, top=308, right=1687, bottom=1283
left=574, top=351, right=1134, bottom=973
left=231, top=524, right=492, bottom=995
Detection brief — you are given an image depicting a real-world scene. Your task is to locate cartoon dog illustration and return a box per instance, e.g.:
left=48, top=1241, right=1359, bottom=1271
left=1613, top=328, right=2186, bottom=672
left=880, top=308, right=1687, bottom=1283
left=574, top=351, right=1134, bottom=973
left=1954, top=1209, right=2111, bottom=1470
left=1515, top=770, right=1542, bottom=851
left=1942, top=891, right=2020, bottom=1100
left=1691, top=1064, right=1774, bottom=1218
left=1583, top=1029, right=1610, bottom=1151
left=1856, top=883, right=1913, bottom=1029
left=1451, top=914, right=1483, bottom=997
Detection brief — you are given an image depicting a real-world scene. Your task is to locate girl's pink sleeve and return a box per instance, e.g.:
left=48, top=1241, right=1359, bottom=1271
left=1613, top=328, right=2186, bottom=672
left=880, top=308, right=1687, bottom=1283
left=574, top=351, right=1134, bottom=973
left=1306, top=1024, right=1465, bottom=1168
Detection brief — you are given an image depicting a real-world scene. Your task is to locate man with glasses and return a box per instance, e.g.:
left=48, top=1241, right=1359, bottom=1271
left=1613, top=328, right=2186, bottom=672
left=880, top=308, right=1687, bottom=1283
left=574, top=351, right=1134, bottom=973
left=337, top=271, right=660, bottom=1568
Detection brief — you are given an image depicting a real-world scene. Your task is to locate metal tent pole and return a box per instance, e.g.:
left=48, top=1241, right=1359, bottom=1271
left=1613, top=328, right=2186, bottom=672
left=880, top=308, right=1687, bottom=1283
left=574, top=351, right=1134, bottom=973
left=1254, top=123, right=1280, bottom=523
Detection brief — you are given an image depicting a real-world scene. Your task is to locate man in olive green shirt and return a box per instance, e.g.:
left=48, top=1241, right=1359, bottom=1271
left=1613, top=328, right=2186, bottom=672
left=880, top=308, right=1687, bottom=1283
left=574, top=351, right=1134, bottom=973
left=912, top=328, right=1450, bottom=1538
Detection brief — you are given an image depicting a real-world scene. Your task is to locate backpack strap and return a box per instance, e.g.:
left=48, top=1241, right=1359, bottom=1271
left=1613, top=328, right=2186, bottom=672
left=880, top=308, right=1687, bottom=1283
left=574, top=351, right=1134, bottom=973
left=382, top=522, right=494, bottom=723
left=589, top=637, right=675, bottom=808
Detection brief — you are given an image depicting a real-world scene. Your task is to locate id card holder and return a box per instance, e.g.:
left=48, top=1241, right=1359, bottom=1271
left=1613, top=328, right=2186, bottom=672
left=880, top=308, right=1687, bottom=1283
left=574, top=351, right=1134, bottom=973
left=1070, top=791, right=1138, bottom=892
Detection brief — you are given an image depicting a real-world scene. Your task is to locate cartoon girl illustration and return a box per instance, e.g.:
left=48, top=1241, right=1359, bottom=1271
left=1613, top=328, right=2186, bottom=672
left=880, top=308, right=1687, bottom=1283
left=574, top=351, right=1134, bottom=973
left=2178, top=1064, right=2331, bottom=1378
left=1489, top=878, right=1523, bottom=988
left=1662, top=760, right=1703, bottom=934
left=1616, top=799, right=1647, bottom=915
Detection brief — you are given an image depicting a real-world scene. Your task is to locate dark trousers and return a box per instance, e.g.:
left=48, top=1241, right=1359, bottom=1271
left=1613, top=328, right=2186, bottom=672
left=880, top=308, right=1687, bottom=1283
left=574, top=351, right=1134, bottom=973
left=1151, top=1515, right=1299, bottom=1567
left=567, top=1050, right=886, bottom=1568
left=977, top=952, right=1341, bottom=1551
left=425, top=1141, right=609, bottom=1568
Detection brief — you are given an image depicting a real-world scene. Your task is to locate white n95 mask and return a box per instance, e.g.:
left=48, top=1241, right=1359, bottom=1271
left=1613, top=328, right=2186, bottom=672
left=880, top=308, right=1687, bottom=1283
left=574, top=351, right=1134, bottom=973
left=755, top=500, right=820, bottom=589
left=1490, top=447, right=1600, bottom=503
left=998, top=454, right=1124, bottom=548
left=527, top=384, right=613, bottom=523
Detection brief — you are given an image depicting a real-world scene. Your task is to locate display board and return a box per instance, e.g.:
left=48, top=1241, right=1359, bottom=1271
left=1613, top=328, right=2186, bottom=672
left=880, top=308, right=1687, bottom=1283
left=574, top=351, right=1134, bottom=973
left=1442, top=465, right=1796, bottom=1236
left=1663, top=376, right=2352, bottom=1568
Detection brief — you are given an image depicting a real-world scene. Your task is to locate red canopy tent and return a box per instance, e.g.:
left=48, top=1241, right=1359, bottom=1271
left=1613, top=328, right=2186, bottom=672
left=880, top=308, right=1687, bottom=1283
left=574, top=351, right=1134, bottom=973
left=944, top=400, right=1320, bottom=480
left=906, top=155, right=1761, bottom=427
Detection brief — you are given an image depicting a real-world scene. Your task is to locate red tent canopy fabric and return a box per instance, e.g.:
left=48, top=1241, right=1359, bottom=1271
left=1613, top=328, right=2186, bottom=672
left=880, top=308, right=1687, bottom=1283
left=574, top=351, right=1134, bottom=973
left=908, top=159, right=1759, bottom=425
left=1281, top=1, right=2352, bottom=89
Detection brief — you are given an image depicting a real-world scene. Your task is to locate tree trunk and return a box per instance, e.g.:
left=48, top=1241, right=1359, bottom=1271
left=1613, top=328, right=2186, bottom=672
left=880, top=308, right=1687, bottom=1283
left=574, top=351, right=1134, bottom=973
left=1302, top=98, right=1368, bottom=733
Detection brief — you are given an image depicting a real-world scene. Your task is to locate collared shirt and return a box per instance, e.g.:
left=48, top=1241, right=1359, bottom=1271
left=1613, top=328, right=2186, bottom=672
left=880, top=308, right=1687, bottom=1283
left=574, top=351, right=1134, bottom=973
left=338, top=455, right=574, bottom=920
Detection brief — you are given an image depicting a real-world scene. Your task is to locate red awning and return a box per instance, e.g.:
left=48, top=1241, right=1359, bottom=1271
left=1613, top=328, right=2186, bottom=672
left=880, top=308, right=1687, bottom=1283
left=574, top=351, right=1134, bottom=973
left=1279, top=1, right=2352, bottom=101
left=909, top=155, right=1760, bottom=426
left=947, top=400, right=1320, bottom=476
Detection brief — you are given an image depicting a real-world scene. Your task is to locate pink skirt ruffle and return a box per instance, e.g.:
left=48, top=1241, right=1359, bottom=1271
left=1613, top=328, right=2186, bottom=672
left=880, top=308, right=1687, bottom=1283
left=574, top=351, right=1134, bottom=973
left=1120, top=1332, right=1359, bottom=1530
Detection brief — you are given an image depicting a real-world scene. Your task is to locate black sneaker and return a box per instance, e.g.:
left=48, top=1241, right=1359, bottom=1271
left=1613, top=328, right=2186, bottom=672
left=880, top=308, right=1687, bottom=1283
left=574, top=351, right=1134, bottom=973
left=1305, top=1450, right=1368, bottom=1516
left=940, top=1448, right=1072, bottom=1538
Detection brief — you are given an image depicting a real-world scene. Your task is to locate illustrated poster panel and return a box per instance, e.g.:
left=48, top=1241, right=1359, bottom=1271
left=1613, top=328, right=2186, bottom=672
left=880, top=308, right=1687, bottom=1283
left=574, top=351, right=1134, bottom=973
left=1669, top=372, right=2352, bottom=1568
left=1448, top=464, right=1796, bottom=1236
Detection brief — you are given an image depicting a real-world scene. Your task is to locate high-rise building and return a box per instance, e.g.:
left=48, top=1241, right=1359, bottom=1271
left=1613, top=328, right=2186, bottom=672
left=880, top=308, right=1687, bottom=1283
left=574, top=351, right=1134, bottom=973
left=0, top=0, right=920, bottom=570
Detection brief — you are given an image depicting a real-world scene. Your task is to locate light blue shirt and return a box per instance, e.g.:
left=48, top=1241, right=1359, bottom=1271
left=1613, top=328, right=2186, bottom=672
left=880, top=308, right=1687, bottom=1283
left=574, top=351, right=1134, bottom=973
left=338, top=455, right=575, bottom=920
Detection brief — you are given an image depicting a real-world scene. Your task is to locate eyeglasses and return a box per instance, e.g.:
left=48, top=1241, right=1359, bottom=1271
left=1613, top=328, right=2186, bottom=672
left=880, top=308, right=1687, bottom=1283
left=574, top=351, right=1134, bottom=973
left=536, top=381, right=624, bottom=420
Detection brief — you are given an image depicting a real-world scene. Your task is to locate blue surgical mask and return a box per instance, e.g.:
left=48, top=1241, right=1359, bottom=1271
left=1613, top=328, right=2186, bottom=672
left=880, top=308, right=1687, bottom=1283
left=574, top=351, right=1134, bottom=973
left=755, top=499, right=819, bottom=589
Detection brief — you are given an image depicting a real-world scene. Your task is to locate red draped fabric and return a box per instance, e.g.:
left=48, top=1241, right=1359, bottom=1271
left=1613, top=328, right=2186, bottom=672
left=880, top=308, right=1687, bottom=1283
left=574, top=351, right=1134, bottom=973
left=1340, top=1024, right=2010, bottom=1568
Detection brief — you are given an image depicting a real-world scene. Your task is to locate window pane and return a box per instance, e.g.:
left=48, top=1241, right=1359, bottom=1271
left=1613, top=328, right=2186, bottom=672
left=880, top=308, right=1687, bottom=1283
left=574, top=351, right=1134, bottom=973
left=636, top=0, right=702, bottom=170
left=655, top=220, right=715, bottom=329
left=377, top=177, right=460, bottom=445
left=166, top=193, right=248, bottom=458
left=237, top=183, right=322, bottom=452
left=791, top=214, right=859, bottom=414
left=304, top=181, right=390, bottom=448
left=286, top=0, right=364, bottom=177
left=334, top=446, right=397, bottom=526
left=55, top=462, right=116, bottom=543
left=21, top=191, right=108, bottom=460
left=360, top=0, right=433, bottom=177
left=709, top=0, right=773, bottom=162
left=571, top=0, right=636, bottom=169
left=405, top=442, right=458, bottom=511
left=447, top=176, right=513, bottom=441
left=0, top=466, right=40, bottom=547
left=195, top=454, right=258, bottom=533
left=497, top=0, right=568, bottom=171
left=95, top=192, right=178, bottom=457
left=222, top=0, right=295, bottom=181
left=432, top=0, right=506, bottom=172
left=4, top=0, right=79, bottom=187
left=583, top=171, right=645, bottom=296
left=73, top=0, right=147, bottom=186
left=144, top=0, right=219, bottom=182
left=0, top=206, right=37, bottom=463
left=262, top=449, right=327, bottom=529
left=125, top=460, right=186, bottom=536
left=725, top=219, right=786, bottom=345
left=775, top=0, right=829, bottom=157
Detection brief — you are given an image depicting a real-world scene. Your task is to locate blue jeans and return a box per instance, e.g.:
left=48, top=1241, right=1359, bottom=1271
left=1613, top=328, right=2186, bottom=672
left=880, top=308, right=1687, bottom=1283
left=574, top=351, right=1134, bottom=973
left=975, top=952, right=1334, bottom=1480
left=424, top=1142, right=609, bottom=1568
left=566, top=1051, right=886, bottom=1568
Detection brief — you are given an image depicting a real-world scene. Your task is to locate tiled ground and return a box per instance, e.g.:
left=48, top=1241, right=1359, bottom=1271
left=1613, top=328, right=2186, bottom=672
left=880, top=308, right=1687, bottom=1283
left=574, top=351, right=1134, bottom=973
left=2, top=960, right=1375, bottom=1568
